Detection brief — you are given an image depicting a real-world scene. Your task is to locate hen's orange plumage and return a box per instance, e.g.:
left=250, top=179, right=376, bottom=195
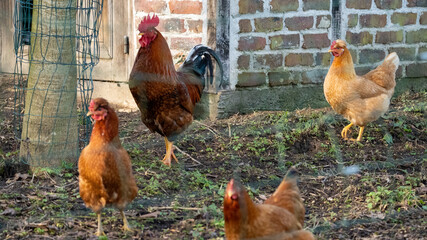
left=129, top=14, right=223, bottom=166
left=223, top=170, right=315, bottom=240
left=324, top=39, right=399, bottom=141
left=78, top=98, right=138, bottom=236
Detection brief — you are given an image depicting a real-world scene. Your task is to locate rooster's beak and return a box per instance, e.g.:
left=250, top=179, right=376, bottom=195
left=138, top=32, right=144, bottom=36
left=328, top=50, right=333, bottom=52
left=86, top=111, right=93, bottom=116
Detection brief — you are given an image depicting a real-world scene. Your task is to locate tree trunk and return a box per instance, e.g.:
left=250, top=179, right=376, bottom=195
left=20, top=0, right=78, bottom=170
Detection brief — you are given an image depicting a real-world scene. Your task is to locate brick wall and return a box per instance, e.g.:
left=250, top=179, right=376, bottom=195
left=229, top=0, right=427, bottom=90
left=342, top=0, right=427, bottom=78
left=132, top=0, right=427, bottom=116
left=134, top=0, right=207, bottom=65
left=230, top=0, right=332, bottom=89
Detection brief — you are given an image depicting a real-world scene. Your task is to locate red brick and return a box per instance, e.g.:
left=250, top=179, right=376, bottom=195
left=238, top=55, right=250, bottom=69
left=170, top=37, right=202, bottom=51
left=375, top=0, right=402, bottom=9
left=254, top=54, right=283, bottom=69
left=388, top=47, right=415, bottom=61
left=237, top=72, right=266, bottom=87
left=135, top=0, right=167, bottom=13
left=391, top=12, right=417, bottom=26
left=346, top=31, right=373, bottom=45
left=359, top=49, right=386, bottom=64
left=285, top=16, right=313, bottom=31
left=303, top=0, right=330, bottom=11
left=406, top=63, right=427, bottom=77
left=270, top=0, right=298, bottom=12
left=169, top=1, right=203, bottom=14
left=157, top=18, right=185, bottom=33
left=254, top=17, right=283, bottom=32
left=360, top=14, right=387, bottom=28
left=316, top=52, right=332, bottom=66
left=406, top=29, right=427, bottom=43
left=376, top=30, right=403, bottom=44
left=421, top=12, right=427, bottom=25
left=407, top=0, right=427, bottom=7
left=239, top=19, right=252, bottom=33
left=239, top=0, right=264, bottom=14
left=238, top=36, right=266, bottom=51
left=302, top=33, right=330, bottom=49
left=316, top=15, right=331, bottom=29
left=187, top=20, right=203, bottom=33
left=348, top=14, right=358, bottom=28
left=268, top=71, right=300, bottom=86
left=346, top=0, right=372, bottom=9
left=396, top=66, right=403, bottom=78
left=301, top=69, right=328, bottom=84
left=269, top=34, right=300, bottom=50
left=285, top=53, right=314, bottom=67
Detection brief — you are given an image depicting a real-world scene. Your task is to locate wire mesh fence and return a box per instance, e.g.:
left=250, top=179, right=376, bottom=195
left=13, top=0, right=103, bottom=168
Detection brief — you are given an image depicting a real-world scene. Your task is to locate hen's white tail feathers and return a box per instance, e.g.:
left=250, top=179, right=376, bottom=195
left=385, top=52, right=399, bottom=70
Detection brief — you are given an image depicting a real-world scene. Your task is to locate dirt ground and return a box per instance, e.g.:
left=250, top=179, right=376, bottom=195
left=0, top=73, right=426, bottom=239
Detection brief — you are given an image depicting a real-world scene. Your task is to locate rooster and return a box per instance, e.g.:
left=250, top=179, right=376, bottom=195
left=324, top=39, right=399, bottom=141
left=129, top=14, right=224, bottom=166
left=223, top=169, right=315, bottom=240
left=78, top=98, right=138, bottom=236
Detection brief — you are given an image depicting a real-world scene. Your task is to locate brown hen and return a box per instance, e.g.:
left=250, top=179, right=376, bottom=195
left=223, top=169, right=315, bottom=240
left=324, top=39, right=399, bottom=141
left=78, top=98, right=138, bottom=236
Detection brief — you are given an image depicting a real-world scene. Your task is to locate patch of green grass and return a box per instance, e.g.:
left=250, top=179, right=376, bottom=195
left=366, top=185, right=421, bottom=212
left=142, top=177, right=164, bottom=196
left=246, top=136, right=271, bottom=157
left=186, top=170, right=214, bottom=190
left=34, top=227, right=46, bottom=234
left=230, top=134, right=244, bottom=151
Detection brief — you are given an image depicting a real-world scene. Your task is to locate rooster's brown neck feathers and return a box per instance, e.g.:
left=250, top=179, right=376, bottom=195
left=135, top=30, right=176, bottom=77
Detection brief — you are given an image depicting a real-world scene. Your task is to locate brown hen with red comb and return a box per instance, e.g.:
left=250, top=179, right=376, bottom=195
left=223, top=170, right=315, bottom=240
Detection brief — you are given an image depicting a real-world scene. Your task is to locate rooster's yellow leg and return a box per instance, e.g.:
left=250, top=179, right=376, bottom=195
left=341, top=123, right=354, bottom=139
left=162, top=137, right=179, bottom=166
left=120, top=210, right=132, bottom=232
left=355, top=126, right=365, bottom=142
left=95, top=212, right=105, bottom=236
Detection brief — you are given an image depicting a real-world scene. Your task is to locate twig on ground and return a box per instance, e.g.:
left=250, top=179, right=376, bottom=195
left=149, top=206, right=202, bottom=211
left=174, top=146, right=203, bottom=165
left=194, top=120, right=225, bottom=139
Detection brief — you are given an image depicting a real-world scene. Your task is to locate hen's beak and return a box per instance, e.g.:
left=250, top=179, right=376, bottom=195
left=138, top=32, right=144, bottom=36
left=328, top=50, right=333, bottom=52
left=86, top=111, right=93, bottom=116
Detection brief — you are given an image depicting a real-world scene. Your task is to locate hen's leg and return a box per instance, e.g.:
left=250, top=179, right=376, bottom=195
left=355, top=126, right=365, bottom=142
left=162, top=137, right=178, bottom=166
left=120, top=210, right=132, bottom=232
left=95, top=212, right=105, bottom=236
left=341, top=123, right=354, bottom=139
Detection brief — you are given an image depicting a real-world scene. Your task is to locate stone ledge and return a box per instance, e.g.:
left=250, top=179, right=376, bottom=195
left=198, top=77, right=427, bottom=119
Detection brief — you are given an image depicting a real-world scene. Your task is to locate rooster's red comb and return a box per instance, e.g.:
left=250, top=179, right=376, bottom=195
left=331, top=40, right=337, bottom=49
left=138, top=14, right=160, bottom=32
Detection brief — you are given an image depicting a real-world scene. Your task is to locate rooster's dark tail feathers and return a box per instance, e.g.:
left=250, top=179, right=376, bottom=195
left=180, top=44, right=224, bottom=89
